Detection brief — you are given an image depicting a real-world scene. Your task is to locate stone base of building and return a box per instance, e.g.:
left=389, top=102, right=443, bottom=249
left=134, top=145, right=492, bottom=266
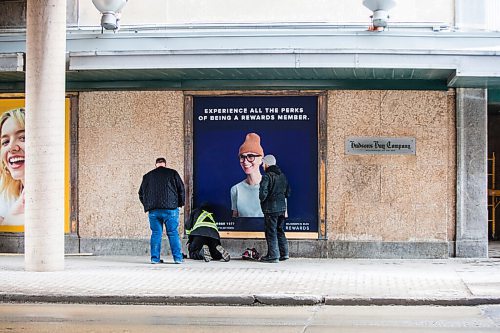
left=455, top=239, right=488, bottom=258
left=1, top=234, right=452, bottom=259
left=0, top=233, right=81, bottom=254
left=213, top=239, right=450, bottom=259
left=0, top=233, right=24, bottom=253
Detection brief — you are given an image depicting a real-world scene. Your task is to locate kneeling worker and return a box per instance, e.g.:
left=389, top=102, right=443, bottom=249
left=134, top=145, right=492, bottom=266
left=185, top=204, right=231, bottom=262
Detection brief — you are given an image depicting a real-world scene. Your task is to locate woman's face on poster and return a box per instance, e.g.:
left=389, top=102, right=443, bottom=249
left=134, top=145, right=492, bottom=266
left=239, top=152, right=262, bottom=175
left=1, top=116, right=25, bottom=182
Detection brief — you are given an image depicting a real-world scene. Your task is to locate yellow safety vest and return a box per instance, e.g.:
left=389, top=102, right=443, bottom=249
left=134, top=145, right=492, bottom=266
left=187, top=210, right=219, bottom=235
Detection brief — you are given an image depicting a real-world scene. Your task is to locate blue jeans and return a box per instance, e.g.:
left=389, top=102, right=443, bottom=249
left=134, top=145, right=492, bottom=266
left=148, top=208, right=183, bottom=263
left=264, top=212, right=289, bottom=260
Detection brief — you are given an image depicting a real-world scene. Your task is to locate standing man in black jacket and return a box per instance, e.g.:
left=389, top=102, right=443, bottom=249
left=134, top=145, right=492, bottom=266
left=259, top=155, right=291, bottom=263
left=139, top=157, right=185, bottom=264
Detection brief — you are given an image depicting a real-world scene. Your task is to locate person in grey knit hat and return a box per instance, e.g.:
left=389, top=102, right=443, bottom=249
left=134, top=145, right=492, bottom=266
left=262, top=154, right=276, bottom=167
left=259, top=154, right=291, bottom=263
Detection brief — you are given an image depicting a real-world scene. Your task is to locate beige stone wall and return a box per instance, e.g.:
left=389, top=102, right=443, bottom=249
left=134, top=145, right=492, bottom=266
left=77, top=89, right=456, bottom=242
left=327, top=90, right=456, bottom=242
left=78, top=91, right=185, bottom=238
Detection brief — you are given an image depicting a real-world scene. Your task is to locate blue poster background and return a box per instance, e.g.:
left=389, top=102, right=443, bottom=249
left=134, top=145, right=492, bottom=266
left=193, top=96, right=318, bottom=233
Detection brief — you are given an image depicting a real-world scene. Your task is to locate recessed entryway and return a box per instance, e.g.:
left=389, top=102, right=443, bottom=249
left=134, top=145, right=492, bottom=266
left=488, top=102, right=500, bottom=256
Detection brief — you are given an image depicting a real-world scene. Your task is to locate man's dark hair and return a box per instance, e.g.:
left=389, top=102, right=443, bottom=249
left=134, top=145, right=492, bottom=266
left=155, top=157, right=166, bottom=164
left=199, top=202, right=213, bottom=212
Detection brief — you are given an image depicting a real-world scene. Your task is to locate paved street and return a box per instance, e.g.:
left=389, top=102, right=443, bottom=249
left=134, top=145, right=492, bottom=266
left=1, top=303, right=500, bottom=332
left=1, top=254, right=500, bottom=306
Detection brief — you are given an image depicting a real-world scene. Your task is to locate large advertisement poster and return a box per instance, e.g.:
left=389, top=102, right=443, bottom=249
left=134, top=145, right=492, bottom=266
left=0, top=97, right=70, bottom=233
left=193, top=95, right=318, bottom=238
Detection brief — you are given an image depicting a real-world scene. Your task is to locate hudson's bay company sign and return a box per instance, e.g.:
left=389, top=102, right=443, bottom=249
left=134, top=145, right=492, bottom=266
left=346, top=137, right=416, bottom=155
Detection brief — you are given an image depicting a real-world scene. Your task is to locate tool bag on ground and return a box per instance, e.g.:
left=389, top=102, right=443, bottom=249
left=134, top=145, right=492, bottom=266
left=241, top=247, right=260, bottom=260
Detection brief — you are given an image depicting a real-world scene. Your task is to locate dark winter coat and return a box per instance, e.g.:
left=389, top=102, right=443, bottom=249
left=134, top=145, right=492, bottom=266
left=138, top=167, right=185, bottom=212
left=259, top=165, right=291, bottom=214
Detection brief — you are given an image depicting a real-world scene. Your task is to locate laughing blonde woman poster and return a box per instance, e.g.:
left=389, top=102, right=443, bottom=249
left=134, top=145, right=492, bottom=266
left=0, top=97, right=70, bottom=233
left=0, top=99, right=25, bottom=231
left=0, top=107, right=25, bottom=226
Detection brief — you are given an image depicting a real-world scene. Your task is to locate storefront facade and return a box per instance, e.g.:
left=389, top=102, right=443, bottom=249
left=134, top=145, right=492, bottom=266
left=0, top=0, right=497, bottom=258
left=70, top=88, right=457, bottom=258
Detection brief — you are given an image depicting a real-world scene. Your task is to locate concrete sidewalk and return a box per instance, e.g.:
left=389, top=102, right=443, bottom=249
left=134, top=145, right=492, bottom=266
left=1, top=254, right=500, bottom=306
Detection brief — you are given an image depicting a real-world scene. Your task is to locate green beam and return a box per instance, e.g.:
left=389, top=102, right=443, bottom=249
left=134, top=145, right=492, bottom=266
left=64, top=79, right=448, bottom=92
left=489, top=90, right=500, bottom=104
left=0, top=79, right=451, bottom=93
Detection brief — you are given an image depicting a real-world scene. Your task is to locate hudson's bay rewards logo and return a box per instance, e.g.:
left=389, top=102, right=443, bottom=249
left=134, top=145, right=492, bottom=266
left=345, top=137, right=416, bottom=155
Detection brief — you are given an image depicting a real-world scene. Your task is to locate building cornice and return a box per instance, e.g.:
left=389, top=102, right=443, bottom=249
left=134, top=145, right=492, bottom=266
left=1, top=25, right=500, bottom=92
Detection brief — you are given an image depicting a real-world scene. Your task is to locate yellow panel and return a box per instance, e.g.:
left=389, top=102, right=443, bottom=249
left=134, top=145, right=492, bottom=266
left=0, top=225, right=23, bottom=233
left=0, top=99, right=24, bottom=112
left=0, top=97, right=71, bottom=234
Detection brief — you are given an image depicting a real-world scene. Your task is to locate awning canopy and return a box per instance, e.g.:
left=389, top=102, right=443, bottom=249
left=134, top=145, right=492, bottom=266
left=1, top=25, right=500, bottom=101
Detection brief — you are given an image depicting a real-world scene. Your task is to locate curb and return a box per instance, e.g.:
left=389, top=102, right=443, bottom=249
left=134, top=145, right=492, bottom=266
left=0, top=294, right=255, bottom=306
left=324, top=297, right=500, bottom=306
left=2, top=294, right=500, bottom=306
left=254, top=294, right=323, bottom=305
